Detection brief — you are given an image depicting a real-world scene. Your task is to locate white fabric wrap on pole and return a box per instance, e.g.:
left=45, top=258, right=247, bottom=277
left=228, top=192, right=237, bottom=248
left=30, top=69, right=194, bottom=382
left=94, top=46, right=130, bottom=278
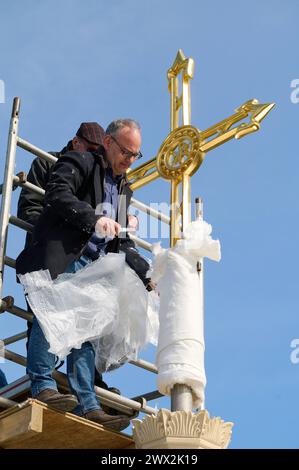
left=151, top=219, right=221, bottom=409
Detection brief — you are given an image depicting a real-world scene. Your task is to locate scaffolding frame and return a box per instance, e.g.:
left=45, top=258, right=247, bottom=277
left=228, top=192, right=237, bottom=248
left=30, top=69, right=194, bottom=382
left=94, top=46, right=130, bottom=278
left=0, top=97, right=171, bottom=416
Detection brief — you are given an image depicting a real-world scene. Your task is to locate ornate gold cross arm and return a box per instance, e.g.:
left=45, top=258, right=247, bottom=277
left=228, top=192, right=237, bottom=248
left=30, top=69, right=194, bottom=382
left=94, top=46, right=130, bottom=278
left=127, top=50, right=275, bottom=247
left=200, top=99, right=275, bottom=153
left=127, top=158, right=159, bottom=191
left=127, top=98, right=275, bottom=191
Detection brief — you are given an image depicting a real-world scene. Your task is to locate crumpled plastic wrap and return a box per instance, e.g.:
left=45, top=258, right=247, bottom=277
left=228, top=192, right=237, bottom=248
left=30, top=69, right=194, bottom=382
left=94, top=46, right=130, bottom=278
left=18, top=253, right=159, bottom=372
left=150, top=219, right=221, bottom=409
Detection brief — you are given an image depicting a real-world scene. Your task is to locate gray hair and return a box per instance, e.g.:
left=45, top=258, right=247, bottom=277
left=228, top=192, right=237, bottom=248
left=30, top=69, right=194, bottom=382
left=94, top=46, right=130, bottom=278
left=106, top=119, right=141, bottom=136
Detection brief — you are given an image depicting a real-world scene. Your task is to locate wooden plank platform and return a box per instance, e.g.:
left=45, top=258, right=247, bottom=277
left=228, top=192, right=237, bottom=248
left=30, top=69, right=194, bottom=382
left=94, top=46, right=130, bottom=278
left=0, top=399, right=135, bottom=449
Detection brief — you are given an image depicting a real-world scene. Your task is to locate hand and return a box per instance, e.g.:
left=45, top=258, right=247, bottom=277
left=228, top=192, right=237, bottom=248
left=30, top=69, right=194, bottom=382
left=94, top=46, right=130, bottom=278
left=146, top=280, right=158, bottom=292
left=95, top=217, right=121, bottom=238
left=128, top=214, right=139, bottom=231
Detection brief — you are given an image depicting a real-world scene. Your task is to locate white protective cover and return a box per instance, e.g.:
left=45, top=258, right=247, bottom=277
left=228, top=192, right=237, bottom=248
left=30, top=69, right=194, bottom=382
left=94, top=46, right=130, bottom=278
left=19, top=253, right=159, bottom=372
left=151, top=219, right=221, bottom=409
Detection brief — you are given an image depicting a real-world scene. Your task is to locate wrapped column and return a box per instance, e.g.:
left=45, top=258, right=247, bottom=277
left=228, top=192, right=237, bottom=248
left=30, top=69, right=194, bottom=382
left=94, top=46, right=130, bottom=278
left=151, top=219, right=221, bottom=409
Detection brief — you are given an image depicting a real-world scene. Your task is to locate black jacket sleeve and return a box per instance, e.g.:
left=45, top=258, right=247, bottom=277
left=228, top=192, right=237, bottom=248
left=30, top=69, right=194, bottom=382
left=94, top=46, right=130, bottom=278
left=44, top=151, right=99, bottom=233
left=106, top=234, right=151, bottom=288
left=119, top=237, right=151, bottom=287
left=17, top=157, right=53, bottom=226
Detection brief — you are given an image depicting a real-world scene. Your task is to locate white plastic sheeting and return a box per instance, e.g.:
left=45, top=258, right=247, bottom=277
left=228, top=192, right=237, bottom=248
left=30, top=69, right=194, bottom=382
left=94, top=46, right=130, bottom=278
left=150, top=219, right=221, bottom=409
left=19, top=253, right=159, bottom=372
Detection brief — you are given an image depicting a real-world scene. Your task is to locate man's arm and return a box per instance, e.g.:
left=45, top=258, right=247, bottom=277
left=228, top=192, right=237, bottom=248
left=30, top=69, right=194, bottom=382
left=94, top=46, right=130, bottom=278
left=128, top=214, right=138, bottom=231
left=119, top=238, right=152, bottom=288
left=44, top=151, right=99, bottom=233
left=17, top=157, right=52, bottom=226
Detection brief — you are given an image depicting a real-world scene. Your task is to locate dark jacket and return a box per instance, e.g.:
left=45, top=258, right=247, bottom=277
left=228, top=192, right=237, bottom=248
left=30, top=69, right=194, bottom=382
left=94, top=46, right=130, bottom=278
left=16, top=150, right=135, bottom=279
left=17, top=143, right=71, bottom=247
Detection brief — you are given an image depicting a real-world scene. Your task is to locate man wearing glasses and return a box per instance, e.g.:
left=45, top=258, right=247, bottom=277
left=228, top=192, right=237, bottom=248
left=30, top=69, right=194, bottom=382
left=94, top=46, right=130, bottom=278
left=16, top=119, right=149, bottom=431
left=17, top=121, right=137, bottom=412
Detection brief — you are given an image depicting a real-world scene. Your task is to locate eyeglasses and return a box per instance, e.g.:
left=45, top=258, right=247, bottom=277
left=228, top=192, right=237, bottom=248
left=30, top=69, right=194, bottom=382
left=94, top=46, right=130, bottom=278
left=110, top=135, right=143, bottom=160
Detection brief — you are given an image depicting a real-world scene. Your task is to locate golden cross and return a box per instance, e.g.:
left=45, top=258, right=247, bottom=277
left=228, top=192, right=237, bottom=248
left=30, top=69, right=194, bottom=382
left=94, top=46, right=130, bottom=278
left=127, top=49, right=275, bottom=247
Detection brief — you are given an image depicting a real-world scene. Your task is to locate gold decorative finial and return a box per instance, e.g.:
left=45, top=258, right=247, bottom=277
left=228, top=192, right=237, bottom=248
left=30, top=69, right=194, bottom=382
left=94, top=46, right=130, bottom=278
left=167, top=49, right=195, bottom=130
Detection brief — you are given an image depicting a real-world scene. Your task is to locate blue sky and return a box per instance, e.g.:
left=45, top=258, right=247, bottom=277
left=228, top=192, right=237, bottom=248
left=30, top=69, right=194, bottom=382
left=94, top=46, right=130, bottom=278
left=0, top=0, right=298, bottom=448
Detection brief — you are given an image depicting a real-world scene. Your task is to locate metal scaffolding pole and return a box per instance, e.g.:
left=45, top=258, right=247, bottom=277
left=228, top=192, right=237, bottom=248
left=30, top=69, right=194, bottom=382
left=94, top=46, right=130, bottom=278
left=4, top=256, right=16, bottom=269
left=0, top=98, right=20, bottom=298
left=13, top=173, right=45, bottom=196
left=130, top=197, right=170, bottom=225
left=3, top=331, right=27, bottom=345
left=0, top=396, right=19, bottom=409
left=129, top=233, right=153, bottom=252
left=0, top=300, right=33, bottom=322
left=129, top=358, right=158, bottom=374
left=17, top=137, right=57, bottom=164
left=9, top=215, right=33, bottom=233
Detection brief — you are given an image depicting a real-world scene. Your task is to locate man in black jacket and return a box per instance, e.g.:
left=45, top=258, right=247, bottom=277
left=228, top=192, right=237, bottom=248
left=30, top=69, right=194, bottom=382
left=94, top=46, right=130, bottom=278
left=18, top=122, right=145, bottom=404
left=17, top=122, right=122, bottom=397
left=18, top=122, right=105, bottom=248
left=16, top=119, right=145, bottom=430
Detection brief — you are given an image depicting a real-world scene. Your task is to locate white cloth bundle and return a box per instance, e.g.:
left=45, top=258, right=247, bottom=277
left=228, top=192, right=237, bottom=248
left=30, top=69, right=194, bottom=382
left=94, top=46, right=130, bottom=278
left=151, top=219, right=221, bottom=409
left=19, top=253, right=159, bottom=372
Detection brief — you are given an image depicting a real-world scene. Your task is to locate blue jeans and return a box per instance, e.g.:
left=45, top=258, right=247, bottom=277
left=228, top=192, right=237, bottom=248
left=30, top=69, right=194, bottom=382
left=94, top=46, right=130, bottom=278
left=27, top=255, right=100, bottom=414
left=0, top=368, right=7, bottom=388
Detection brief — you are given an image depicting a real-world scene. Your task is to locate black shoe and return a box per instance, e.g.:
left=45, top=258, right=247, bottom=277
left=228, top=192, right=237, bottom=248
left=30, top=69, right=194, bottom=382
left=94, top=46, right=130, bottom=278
left=35, top=388, right=78, bottom=412
left=84, top=409, right=130, bottom=432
